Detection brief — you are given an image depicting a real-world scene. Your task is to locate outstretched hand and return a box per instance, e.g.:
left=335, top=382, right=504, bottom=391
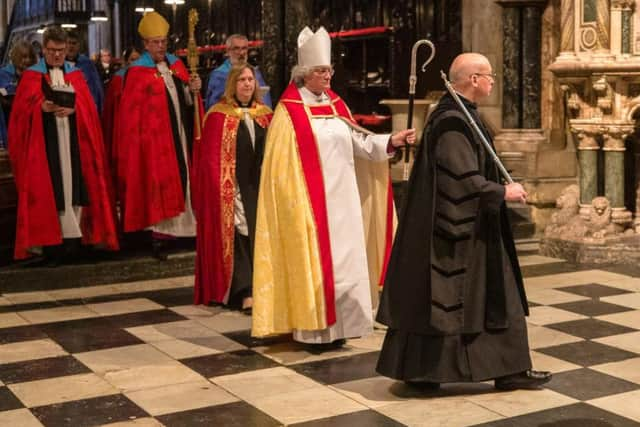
left=390, top=128, right=417, bottom=148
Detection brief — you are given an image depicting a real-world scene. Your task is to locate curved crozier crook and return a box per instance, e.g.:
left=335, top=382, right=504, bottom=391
left=409, top=40, right=436, bottom=95
left=418, top=40, right=436, bottom=72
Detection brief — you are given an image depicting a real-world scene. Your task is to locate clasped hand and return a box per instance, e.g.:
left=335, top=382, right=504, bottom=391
left=504, top=182, right=527, bottom=204
left=41, top=100, right=74, bottom=117
left=189, top=75, right=202, bottom=93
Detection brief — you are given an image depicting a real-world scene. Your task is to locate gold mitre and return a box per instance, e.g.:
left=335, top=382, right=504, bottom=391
left=138, top=11, right=169, bottom=39
left=297, top=26, right=331, bottom=67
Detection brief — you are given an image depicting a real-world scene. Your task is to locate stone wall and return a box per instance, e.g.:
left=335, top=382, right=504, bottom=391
left=462, top=0, right=504, bottom=132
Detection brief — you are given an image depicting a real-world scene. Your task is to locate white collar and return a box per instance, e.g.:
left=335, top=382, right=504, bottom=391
left=299, top=86, right=329, bottom=105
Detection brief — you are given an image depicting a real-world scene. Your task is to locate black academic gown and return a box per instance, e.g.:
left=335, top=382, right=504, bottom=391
left=228, top=118, right=266, bottom=306
left=376, top=93, right=531, bottom=382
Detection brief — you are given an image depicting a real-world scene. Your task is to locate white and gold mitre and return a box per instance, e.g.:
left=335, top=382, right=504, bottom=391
left=297, top=26, right=331, bottom=68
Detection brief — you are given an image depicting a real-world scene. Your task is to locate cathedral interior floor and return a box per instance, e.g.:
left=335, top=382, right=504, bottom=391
left=1, top=242, right=640, bottom=426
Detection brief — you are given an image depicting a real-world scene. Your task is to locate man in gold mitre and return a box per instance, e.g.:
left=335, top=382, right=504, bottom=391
left=115, top=11, right=203, bottom=259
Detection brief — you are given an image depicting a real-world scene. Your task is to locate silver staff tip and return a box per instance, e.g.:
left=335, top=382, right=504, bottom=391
left=440, top=70, right=447, bottom=80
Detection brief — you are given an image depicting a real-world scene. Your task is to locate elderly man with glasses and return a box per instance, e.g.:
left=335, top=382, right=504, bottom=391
left=7, top=26, right=118, bottom=263
left=204, top=34, right=272, bottom=109
left=115, top=11, right=202, bottom=260
left=251, top=27, right=415, bottom=350
left=376, top=52, right=551, bottom=391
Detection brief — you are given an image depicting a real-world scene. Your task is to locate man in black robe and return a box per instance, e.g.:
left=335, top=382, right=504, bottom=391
left=376, top=53, right=551, bottom=391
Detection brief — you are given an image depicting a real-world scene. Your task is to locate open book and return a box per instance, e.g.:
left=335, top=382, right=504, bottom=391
left=43, top=83, right=75, bottom=109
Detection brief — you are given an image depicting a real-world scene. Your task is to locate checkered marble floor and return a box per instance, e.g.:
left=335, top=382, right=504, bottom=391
left=1, top=242, right=640, bottom=426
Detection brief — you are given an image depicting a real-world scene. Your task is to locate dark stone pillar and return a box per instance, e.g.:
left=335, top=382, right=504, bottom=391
left=502, top=7, right=520, bottom=129
left=622, top=9, right=632, bottom=54
left=261, top=0, right=313, bottom=103
left=497, top=0, right=547, bottom=129
left=262, top=0, right=285, bottom=102
left=522, top=6, right=542, bottom=128
left=284, top=1, right=313, bottom=79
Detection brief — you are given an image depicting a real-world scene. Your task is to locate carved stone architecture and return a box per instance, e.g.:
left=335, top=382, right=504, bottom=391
left=538, top=0, right=640, bottom=262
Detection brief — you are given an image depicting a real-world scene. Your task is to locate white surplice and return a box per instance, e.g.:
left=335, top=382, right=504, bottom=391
left=148, top=61, right=197, bottom=237
left=233, top=109, right=256, bottom=237
left=50, top=67, right=82, bottom=239
left=293, top=87, right=391, bottom=344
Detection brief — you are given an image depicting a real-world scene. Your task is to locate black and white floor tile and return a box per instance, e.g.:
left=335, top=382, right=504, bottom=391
left=1, top=244, right=640, bottom=426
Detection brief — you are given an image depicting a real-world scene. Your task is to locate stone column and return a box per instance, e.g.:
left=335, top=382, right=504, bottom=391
left=496, top=0, right=546, bottom=129
left=501, top=5, right=520, bottom=128
left=113, top=0, right=121, bottom=58
left=603, top=126, right=634, bottom=225
left=558, top=0, right=575, bottom=58
left=522, top=5, right=542, bottom=128
left=573, top=127, right=600, bottom=219
left=595, top=0, right=611, bottom=51
left=284, top=1, right=313, bottom=78
left=610, top=1, right=623, bottom=55
left=619, top=1, right=635, bottom=55
left=261, top=0, right=285, bottom=102
left=0, top=2, right=6, bottom=46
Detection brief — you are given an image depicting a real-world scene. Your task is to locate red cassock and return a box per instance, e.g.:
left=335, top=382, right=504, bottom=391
left=193, top=100, right=272, bottom=305
left=102, top=72, right=124, bottom=185
left=8, top=64, right=119, bottom=259
left=115, top=54, right=203, bottom=232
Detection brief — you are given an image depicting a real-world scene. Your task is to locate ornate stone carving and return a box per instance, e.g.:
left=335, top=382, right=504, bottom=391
left=544, top=184, right=588, bottom=239
left=602, top=127, right=632, bottom=151
left=588, top=196, right=621, bottom=238
left=611, top=0, right=635, bottom=9
left=592, top=76, right=608, bottom=94
left=571, top=127, right=600, bottom=150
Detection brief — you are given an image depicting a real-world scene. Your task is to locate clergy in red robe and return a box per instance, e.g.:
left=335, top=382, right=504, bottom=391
left=115, top=12, right=202, bottom=258
left=194, top=64, right=272, bottom=311
left=8, top=26, right=118, bottom=260
left=102, top=47, right=140, bottom=202
left=251, top=27, right=415, bottom=349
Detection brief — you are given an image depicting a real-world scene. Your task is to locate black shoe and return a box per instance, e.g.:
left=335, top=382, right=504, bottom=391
left=405, top=380, right=441, bottom=391
left=306, top=339, right=346, bottom=354
left=494, top=370, right=552, bottom=391
left=151, top=240, right=169, bottom=261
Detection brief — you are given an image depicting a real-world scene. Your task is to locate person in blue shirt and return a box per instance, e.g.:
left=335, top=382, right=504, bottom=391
left=65, top=29, right=104, bottom=112
left=0, top=39, right=37, bottom=149
left=205, top=34, right=271, bottom=110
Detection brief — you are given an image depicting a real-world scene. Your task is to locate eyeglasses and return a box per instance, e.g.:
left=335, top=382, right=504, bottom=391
left=44, top=47, right=66, bottom=55
left=473, top=72, right=497, bottom=81
left=312, top=67, right=334, bottom=76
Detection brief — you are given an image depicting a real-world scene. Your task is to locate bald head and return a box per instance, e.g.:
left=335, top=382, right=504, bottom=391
left=449, top=53, right=490, bottom=84
left=448, top=53, right=494, bottom=102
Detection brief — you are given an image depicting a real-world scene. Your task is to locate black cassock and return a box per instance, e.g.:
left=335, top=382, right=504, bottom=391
left=376, top=93, right=532, bottom=382
left=228, top=118, right=266, bottom=307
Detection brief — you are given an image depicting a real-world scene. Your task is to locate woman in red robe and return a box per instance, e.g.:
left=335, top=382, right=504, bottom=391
left=193, top=64, right=272, bottom=312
